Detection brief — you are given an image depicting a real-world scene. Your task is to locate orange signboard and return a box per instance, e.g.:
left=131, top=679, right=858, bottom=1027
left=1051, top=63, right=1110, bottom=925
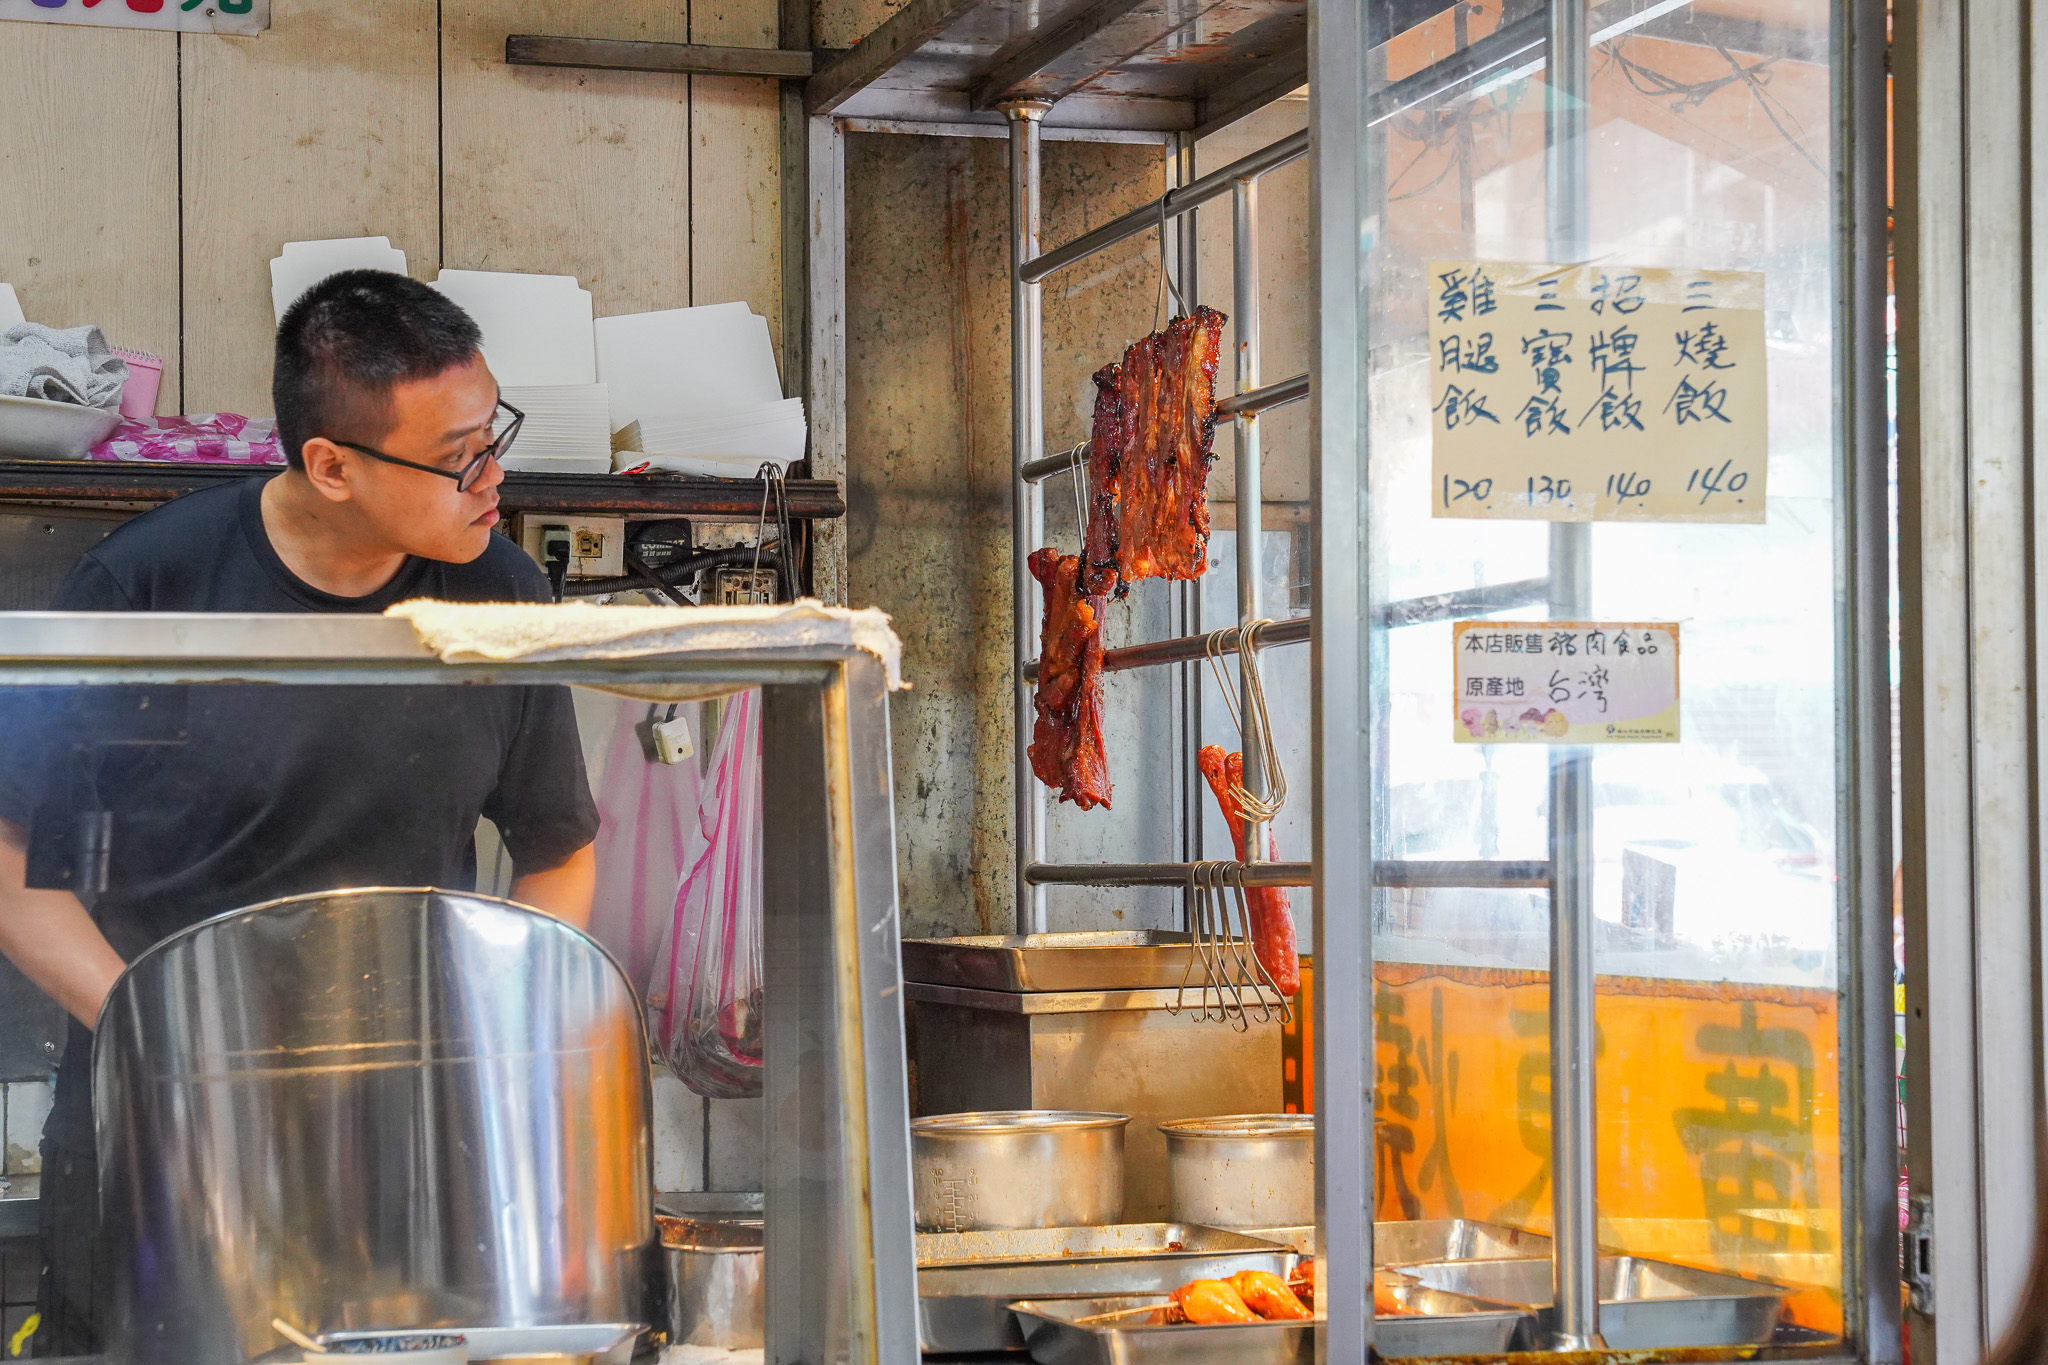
left=1284, top=959, right=1842, bottom=1333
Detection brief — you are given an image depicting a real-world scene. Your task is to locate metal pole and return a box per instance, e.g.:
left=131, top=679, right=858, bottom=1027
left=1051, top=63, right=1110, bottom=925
left=1006, top=99, right=1053, bottom=936
left=1544, top=0, right=1599, bottom=1349
left=1232, top=176, right=1267, bottom=859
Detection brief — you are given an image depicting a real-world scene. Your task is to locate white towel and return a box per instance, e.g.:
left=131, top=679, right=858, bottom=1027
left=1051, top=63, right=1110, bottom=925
left=0, top=323, right=127, bottom=407
left=385, top=598, right=907, bottom=702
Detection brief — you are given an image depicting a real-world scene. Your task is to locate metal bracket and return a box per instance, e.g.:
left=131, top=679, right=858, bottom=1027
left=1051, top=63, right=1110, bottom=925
left=1903, top=1193, right=1933, bottom=1314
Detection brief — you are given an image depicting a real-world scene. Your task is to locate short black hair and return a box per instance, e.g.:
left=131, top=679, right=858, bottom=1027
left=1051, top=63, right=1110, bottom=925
left=273, top=269, right=484, bottom=470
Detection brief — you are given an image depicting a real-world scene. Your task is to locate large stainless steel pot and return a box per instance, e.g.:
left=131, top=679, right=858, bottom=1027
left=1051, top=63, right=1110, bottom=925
left=94, top=889, right=656, bottom=1365
left=1158, top=1114, right=1315, bottom=1229
left=910, top=1111, right=1128, bottom=1232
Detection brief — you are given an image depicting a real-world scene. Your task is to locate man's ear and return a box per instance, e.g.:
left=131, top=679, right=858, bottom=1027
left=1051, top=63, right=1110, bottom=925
left=296, top=438, right=357, bottom=503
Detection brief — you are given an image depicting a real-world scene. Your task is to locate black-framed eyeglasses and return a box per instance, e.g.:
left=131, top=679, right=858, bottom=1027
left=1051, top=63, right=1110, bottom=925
left=332, top=400, right=524, bottom=493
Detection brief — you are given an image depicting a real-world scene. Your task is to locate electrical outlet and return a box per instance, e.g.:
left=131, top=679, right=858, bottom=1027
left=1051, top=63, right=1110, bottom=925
left=516, top=514, right=625, bottom=578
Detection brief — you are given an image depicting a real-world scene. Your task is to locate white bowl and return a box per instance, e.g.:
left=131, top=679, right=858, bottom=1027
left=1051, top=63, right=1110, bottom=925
left=0, top=392, right=124, bottom=460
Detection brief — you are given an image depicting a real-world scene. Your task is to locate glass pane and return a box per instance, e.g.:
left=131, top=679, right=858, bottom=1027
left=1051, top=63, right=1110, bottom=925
left=1361, top=0, right=1846, bottom=1349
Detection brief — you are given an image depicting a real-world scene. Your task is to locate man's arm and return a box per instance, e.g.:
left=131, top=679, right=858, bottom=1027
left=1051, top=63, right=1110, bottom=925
left=510, top=841, right=597, bottom=930
left=0, top=820, right=127, bottom=1029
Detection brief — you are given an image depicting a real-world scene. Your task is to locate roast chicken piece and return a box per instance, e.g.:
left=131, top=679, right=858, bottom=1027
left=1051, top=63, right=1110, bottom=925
left=1027, top=548, right=1112, bottom=809
left=1171, top=1278, right=1261, bottom=1325
left=1288, top=1260, right=1316, bottom=1309
left=1196, top=744, right=1302, bottom=996
left=1227, top=1269, right=1312, bottom=1321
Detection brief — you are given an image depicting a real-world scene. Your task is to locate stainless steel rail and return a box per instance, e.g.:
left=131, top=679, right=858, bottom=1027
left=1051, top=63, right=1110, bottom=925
left=1007, top=100, right=1054, bottom=935
left=1546, top=0, right=1600, bottom=1348
left=1022, top=614, right=1309, bottom=683
left=1018, top=446, right=1084, bottom=483
left=1017, top=129, right=1308, bottom=283
left=1018, top=370, right=1308, bottom=483
left=1023, top=859, right=1553, bottom=889
left=1384, top=576, right=1548, bottom=627
left=1377, top=859, right=1551, bottom=889
left=1027, top=860, right=1311, bottom=888
left=1020, top=572, right=1547, bottom=680
left=1215, top=370, right=1310, bottom=418
left=1233, top=171, right=1270, bottom=864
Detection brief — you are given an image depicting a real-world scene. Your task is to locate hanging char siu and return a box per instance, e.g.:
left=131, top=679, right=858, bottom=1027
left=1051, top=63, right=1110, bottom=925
left=1080, top=306, right=1227, bottom=596
left=1028, top=548, right=1112, bottom=810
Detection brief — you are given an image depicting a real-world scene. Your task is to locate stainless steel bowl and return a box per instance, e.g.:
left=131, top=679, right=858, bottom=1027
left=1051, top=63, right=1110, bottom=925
left=659, top=1216, right=763, bottom=1349
left=911, top=1110, right=1129, bottom=1232
left=1158, top=1114, right=1315, bottom=1229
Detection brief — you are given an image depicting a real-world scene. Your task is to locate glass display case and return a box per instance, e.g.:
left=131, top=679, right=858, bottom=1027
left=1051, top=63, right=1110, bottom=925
left=1312, top=0, right=1896, bottom=1358
left=0, top=615, right=918, bottom=1364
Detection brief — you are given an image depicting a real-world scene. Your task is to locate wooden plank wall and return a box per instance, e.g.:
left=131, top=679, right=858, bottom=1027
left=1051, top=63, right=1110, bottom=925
left=0, top=0, right=785, bottom=418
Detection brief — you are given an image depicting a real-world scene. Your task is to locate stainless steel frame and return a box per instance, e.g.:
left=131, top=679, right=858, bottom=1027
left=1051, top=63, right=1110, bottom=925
left=1544, top=0, right=1599, bottom=1347
left=1308, top=2, right=1373, bottom=1356
left=0, top=613, right=920, bottom=1365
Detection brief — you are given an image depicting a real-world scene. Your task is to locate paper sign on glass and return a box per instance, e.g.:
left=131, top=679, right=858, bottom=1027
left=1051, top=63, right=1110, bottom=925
left=1427, top=263, right=1766, bottom=523
left=1453, top=621, right=1680, bottom=744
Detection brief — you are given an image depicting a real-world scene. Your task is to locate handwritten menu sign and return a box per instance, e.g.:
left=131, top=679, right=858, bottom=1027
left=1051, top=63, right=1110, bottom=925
left=1453, top=621, right=1680, bottom=744
left=1428, top=263, right=1766, bottom=523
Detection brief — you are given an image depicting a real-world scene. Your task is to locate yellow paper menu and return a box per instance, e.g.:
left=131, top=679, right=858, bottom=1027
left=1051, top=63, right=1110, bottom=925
left=1427, top=263, right=1767, bottom=523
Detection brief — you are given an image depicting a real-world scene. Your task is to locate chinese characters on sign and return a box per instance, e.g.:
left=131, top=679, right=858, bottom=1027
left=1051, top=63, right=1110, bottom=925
left=1452, top=620, right=1680, bottom=743
left=1428, top=263, right=1766, bottom=523
left=0, top=0, right=265, bottom=36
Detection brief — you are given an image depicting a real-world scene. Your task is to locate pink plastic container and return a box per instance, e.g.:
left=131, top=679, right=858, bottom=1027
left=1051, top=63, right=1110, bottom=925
left=111, top=347, right=163, bottom=419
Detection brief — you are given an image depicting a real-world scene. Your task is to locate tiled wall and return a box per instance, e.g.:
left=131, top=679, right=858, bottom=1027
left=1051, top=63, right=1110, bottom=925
left=652, top=1071, right=762, bottom=1194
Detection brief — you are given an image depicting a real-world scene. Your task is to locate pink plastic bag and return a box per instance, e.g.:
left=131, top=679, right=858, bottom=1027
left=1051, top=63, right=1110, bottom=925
left=655, top=691, right=763, bottom=1099
left=586, top=703, right=705, bottom=999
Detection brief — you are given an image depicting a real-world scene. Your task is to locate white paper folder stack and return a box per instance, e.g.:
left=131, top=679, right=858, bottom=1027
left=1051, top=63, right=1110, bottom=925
left=495, top=384, right=613, bottom=473
left=595, top=302, right=806, bottom=474
left=431, top=269, right=611, bottom=472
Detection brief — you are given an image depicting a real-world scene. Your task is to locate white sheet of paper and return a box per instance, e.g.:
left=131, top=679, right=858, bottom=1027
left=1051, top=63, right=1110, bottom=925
left=594, top=303, right=784, bottom=430
left=1452, top=621, right=1680, bottom=743
left=0, top=284, right=24, bottom=328
left=270, top=237, right=408, bottom=322
left=432, top=270, right=596, bottom=387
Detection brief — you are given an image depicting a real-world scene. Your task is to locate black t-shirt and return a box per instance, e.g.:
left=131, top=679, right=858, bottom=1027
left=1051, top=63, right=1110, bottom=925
left=0, top=477, right=600, bottom=963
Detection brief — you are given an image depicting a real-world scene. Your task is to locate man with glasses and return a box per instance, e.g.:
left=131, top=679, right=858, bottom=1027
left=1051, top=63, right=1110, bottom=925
left=0, top=270, right=599, bottom=1355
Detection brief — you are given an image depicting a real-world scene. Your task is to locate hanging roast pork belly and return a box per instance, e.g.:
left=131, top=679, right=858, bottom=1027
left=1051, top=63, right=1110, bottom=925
left=1027, top=547, right=1112, bottom=810
left=1081, top=306, right=1227, bottom=596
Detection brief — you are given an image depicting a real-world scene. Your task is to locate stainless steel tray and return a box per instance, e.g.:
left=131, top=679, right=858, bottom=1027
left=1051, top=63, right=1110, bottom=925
left=319, top=1323, right=641, bottom=1364
left=1009, top=1294, right=1314, bottom=1365
left=1390, top=1256, right=1789, bottom=1349
left=917, top=1225, right=1292, bottom=1353
left=1373, top=1307, right=1530, bottom=1359
left=1375, top=1218, right=1552, bottom=1266
left=1232, top=1218, right=1551, bottom=1263
left=902, top=932, right=1197, bottom=992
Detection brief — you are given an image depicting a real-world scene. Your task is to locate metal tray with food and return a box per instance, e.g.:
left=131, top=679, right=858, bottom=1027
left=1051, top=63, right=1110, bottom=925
left=917, top=1225, right=1292, bottom=1353
left=1008, top=1294, right=1314, bottom=1365
left=901, top=932, right=1198, bottom=992
left=1389, top=1255, right=1789, bottom=1349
